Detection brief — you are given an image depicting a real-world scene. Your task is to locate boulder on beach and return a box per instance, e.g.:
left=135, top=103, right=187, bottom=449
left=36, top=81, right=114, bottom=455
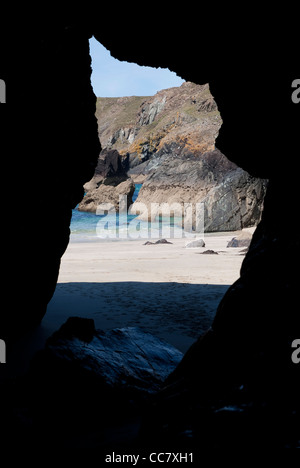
left=185, top=238, right=205, bottom=248
left=25, top=317, right=183, bottom=438
left=144, top=239, right=173, bottom=245
left=32, top=317, right=183, bottom=396
left=227, top=229, right=253, bottom=248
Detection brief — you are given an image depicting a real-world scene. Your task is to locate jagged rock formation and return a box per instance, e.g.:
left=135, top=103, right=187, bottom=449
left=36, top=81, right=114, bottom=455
left=78, top=148, right=135, bottom=212
left=83, top=148, right=129, bottom=190
left=34, top=318, right=183, bottom=395
left=78, top=178, right=135, bottom=213
left=95, top=82, right=267, bottom=232
left=131, top=150, right=267, bottom=231
left=96, top=82, right=220, bottom=174
left=1, top=318, right=182, bottom=445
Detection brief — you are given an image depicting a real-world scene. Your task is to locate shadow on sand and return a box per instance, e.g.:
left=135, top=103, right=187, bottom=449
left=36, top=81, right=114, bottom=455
left=46, top=281, right=230, bottom=352
left=5, top=282, right=229, bottom=377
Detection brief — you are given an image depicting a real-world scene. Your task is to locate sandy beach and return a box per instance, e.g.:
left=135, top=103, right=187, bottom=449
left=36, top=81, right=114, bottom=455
left=7, top=230, right=248, bottom=377
left=45, top=231, right=248, bottom=353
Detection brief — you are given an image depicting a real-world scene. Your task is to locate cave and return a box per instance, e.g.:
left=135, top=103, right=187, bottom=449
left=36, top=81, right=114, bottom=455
left=0, top=6, right=299, bottom=449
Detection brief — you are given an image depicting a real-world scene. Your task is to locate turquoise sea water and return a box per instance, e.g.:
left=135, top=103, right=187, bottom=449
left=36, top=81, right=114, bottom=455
left=70, top=184, right=187, bottom=242
left=70, top=184, right=141, bottom=241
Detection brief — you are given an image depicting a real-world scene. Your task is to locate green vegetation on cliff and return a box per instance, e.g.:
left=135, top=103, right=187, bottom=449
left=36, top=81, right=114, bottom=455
left=95, top=82, right=222, bottom=159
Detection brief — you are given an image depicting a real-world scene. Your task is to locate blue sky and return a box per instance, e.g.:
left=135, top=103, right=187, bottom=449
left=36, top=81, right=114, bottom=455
left=89, top=37, right=184, bottom=97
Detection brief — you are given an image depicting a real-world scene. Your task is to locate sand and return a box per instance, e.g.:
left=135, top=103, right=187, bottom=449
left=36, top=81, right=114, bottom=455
left=7, top=231, right=247, bottom=376
left=46, top=232, right=247, bottom=352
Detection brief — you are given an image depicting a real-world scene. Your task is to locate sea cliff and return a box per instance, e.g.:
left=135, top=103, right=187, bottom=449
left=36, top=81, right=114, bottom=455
left=83, top=82, right=267, bottom=231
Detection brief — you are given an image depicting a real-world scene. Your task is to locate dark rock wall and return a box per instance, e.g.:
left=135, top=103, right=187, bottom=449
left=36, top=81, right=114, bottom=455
left=1, top=12, right=101, bottom=337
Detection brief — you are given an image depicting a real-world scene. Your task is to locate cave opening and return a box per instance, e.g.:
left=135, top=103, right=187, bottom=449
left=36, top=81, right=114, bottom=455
left=48, top=37, right=260, bottom=356
left=1, top=12, right=298, bottom=449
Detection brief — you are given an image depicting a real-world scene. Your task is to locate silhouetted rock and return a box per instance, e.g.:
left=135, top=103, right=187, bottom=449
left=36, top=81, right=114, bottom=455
left=38, top=318, right=183, bottom=396
left=24, top=318, right=183, bottom=442
left=201, top=250, right=218, bottom=254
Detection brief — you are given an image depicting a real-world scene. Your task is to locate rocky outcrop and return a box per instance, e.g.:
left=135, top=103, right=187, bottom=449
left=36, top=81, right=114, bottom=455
left=78, top=148, right=135, bottom=213
left=201, top=167, right=267, bottom=231
left=22, top=317, right=183, bottom=440
left=84, top=148, right=129, bottom=190
left=95, top=84, right=267, bottom=232
left=96, top=82, right=221, bottom=170
left=130, top=149, right=267, bottom=232
left=78, top=178, right=135, bottom=213
left=37, top=318, right=183, bottom=395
